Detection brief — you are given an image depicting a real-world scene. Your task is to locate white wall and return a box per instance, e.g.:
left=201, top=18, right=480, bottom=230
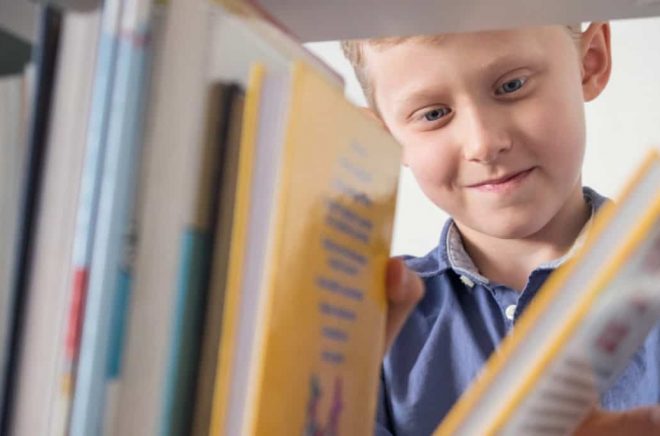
left=305, top=17, right=660, bottom=257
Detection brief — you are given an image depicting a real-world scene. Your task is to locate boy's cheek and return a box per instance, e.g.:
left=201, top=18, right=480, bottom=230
left=406, top=156, right=457, bottom=206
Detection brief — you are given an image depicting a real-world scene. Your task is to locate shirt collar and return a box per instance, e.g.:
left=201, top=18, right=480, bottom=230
left=443, top=186, right=610, bottom=285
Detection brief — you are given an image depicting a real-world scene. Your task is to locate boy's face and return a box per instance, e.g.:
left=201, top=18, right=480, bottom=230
left=364, top=25, right=610, bottom=240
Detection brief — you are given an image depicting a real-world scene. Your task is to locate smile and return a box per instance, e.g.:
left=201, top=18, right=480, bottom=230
left=468, top=167, right=535, bottom=192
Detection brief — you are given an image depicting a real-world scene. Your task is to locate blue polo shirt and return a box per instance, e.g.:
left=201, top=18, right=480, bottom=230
left=377, top=187, right=660, bottom=435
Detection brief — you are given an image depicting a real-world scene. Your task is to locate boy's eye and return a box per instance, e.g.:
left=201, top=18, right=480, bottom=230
left=495, top=77, right=527, bottom=95
left=423, top=107, right=452, bottom=122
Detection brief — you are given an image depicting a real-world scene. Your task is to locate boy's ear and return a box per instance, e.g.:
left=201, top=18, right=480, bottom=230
left=579, top=22, right=612, bottom=102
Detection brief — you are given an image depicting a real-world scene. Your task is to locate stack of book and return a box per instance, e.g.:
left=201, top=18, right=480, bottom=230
left=2, top=1, right=400, bottom=435
left=0, top=1, right=658, bottom=435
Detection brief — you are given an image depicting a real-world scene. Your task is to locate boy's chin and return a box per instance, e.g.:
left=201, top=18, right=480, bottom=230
left=459, top=213, right=549, bottom=240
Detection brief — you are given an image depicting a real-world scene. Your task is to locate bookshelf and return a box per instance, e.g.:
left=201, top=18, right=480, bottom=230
left=248, top=0, right=660, bottom=41
left=1, top=1, right=659, bottom=436
left=0, top=0, right=99, bottom=45
left=0, top=29, right=31, bottom=76
left=0, top=0, right=35, bottom=74
left=5, top=0, right=660, bottom=45
left=0, top=0, right=36, bottom=44
left=8, top=0, right=660, bottom=46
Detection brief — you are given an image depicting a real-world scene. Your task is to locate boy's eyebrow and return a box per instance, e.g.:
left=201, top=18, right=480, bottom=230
left=478, top=52, right=542, bottom=78
left=392, top=85, right=446, bottom=113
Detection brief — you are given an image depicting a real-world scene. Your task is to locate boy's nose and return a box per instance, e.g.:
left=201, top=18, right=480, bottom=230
left=460, top=104, right=512, bottom=164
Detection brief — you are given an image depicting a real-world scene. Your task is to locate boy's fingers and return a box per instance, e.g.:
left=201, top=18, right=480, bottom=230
left=574, top=406, right=660, bottom=436
left=383, top=258, right=424, bottom=356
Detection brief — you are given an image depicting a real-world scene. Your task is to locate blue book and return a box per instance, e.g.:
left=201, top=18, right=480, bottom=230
left=55, top=5, right=123, bottom=434
left=69, top=0, right=157, bottom=434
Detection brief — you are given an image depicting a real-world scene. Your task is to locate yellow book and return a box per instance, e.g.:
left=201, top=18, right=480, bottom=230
left=210, top=61, right=401, bottom=435
left=436, top=149, right=660, bottom=436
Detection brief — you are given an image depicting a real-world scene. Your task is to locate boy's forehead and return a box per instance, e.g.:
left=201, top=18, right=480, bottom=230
left=361, top=26, right=571, bottom=89
left=361, top=26, right=575, bottom=110
left=364, top=26, right=561, bottom=60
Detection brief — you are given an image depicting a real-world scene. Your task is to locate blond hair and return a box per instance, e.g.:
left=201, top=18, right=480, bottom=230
left=341, top=25, right=582, bottom=109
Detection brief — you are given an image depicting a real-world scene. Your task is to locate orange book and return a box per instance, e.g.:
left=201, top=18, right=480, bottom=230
left=210, top=61, right=401, bottom=435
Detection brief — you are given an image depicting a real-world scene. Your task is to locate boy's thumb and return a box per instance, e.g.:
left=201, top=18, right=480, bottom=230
left=575, top=406, right=660, bottom=435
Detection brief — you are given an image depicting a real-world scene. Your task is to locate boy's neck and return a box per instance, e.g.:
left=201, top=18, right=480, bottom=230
left=456, top=186, right=591, bottom=292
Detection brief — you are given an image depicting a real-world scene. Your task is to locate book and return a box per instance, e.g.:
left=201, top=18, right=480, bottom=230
left=9, top=8, right=101, bottom=436
left=111, top=3, right=338, bottom=434
left=2, top=6, right=363, bottom=433
left=436, top=149, right=660, bottom=435
left=209, top=60, right=401, bottom=435
left=55, top=2, right=122, bottom=434
left=159, top=81, right=245, bottom=436
left=189, top=83, right=245, bottom=436
left=8, top=2, right=659, bottom=436
left=0, top=71, right=27, bottom=434
left=69, top=0, right=161, bottom=434
left=1, top=6, right=63, bottom=433
left=100, top=3, right=169, bottom=435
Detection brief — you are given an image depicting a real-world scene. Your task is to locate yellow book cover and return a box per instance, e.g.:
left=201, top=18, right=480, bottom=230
left=210, top=61, right=401, bottom=435
left=436, top=149, right=660, bottom=436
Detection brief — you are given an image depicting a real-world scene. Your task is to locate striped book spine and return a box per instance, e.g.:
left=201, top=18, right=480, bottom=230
left=69, top=0, right=157, bottom=434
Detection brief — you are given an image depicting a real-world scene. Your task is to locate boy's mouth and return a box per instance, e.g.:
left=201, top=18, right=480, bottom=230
left=468, top=167, right=535, bottom=191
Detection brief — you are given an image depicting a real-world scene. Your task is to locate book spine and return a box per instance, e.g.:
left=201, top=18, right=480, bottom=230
left=159, top=84, right=241, bottom=436
left=50, top=2, right=123, bottom=435
left=0, top=74, right=26, bottom=436
left=159, top=230, right=213, bottom=436
left=100, top=218, right=136, bottom=436
left=209, top=65, right=265, bottom=436
left=190, top=84, right=244, bottom=436
left=102, top=1, right=166, bottom=432
left=0, top=6, right=62, bottom=434
left=68, top=1, right=155, bottom=434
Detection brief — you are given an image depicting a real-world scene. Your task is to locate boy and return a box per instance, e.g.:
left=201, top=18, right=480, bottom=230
left=341, top=22, right=660, bottom=434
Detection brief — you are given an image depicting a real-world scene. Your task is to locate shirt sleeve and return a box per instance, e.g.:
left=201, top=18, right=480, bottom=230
left=375, top=422, right=394, bottom=436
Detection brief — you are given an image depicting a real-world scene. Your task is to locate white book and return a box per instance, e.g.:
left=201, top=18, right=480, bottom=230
left=0, top=72, right=27, bottom=427
left=437, top=150, right=660, bottom=436
left=8, top=9, right=101, bottom=436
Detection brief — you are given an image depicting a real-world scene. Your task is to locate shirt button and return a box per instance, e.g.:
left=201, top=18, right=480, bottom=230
left=505, top=304, right=516, bottom=320
left=459, top=275, right=475, bottom=288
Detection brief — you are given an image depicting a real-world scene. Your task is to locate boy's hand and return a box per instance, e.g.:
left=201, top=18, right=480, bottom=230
left=383, top=257, right=424, bottom=357
left=574, top=406, right=660, bottom=435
